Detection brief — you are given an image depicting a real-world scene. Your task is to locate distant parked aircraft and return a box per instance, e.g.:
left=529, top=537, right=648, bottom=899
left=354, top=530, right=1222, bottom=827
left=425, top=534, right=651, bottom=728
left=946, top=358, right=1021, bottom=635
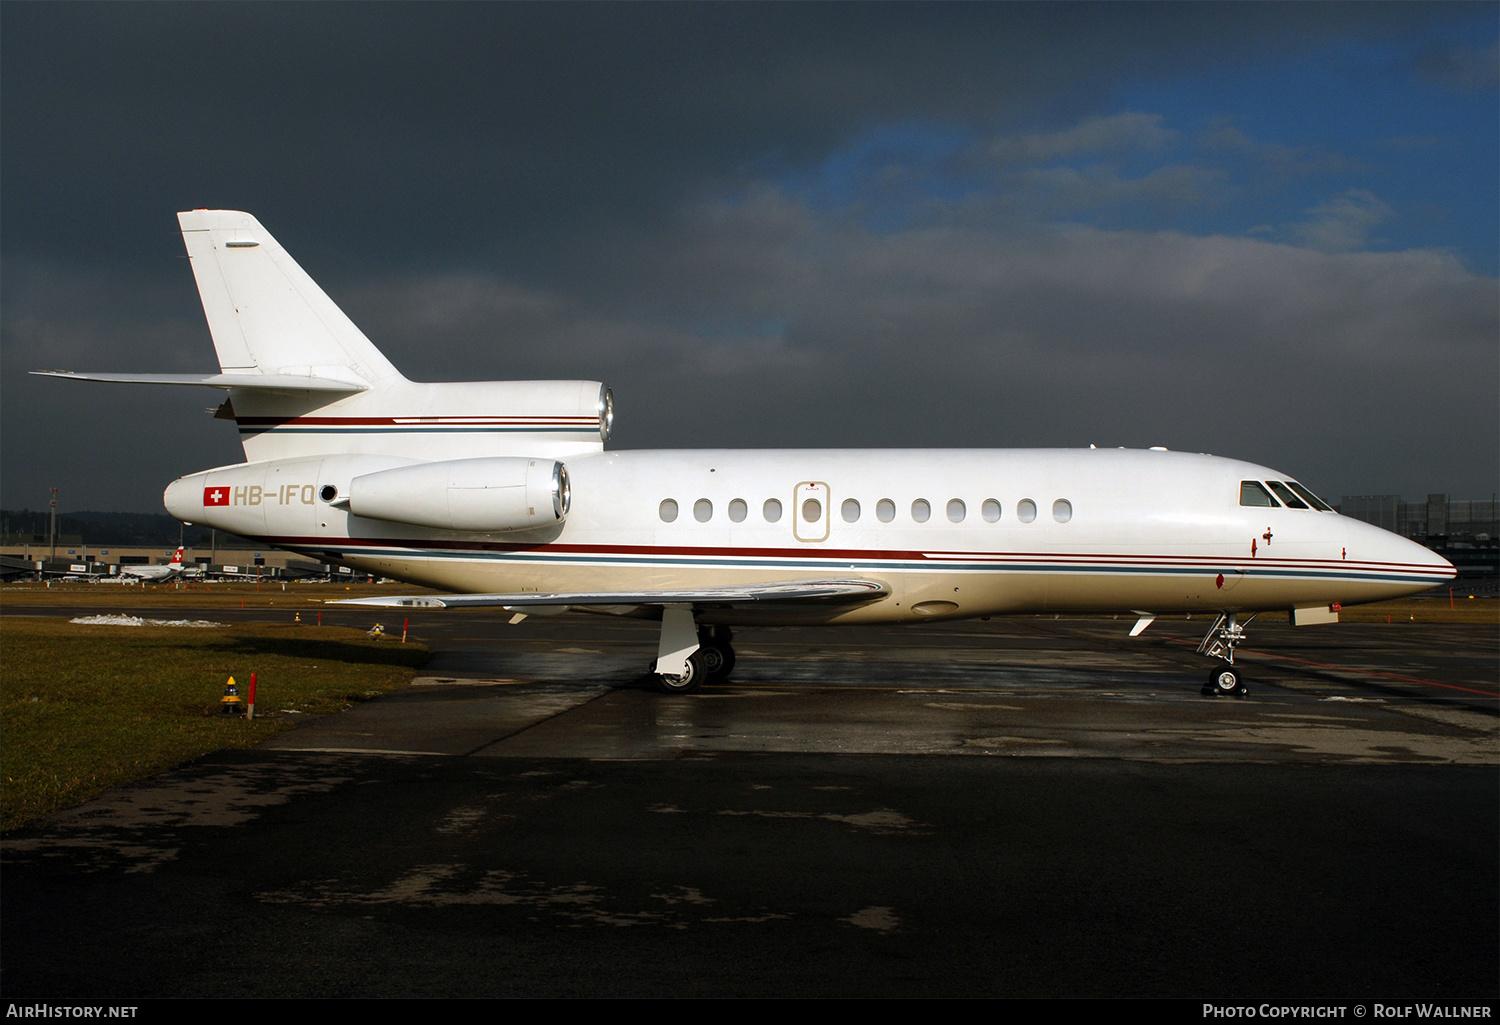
left=117, top=546, right=193, bottom=581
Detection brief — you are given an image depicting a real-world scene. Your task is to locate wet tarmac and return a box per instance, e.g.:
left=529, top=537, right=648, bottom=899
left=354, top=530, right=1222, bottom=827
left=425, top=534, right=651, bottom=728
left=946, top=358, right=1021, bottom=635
left=3, top=609, right=1496, bottom=998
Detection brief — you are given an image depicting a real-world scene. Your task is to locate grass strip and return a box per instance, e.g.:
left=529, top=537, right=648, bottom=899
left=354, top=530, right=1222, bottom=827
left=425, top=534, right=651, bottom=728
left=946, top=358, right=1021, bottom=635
left=1, top=617, right=428, bottom=831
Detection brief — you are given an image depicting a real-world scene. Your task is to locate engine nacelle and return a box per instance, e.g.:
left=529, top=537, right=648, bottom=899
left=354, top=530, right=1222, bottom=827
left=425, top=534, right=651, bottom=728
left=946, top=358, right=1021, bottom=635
left=344, top=457, right=570, bottom=532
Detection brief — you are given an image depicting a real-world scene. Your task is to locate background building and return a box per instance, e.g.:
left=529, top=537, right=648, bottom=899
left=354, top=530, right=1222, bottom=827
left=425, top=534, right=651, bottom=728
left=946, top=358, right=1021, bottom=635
left=1340, top=495, right=1498, bottom=593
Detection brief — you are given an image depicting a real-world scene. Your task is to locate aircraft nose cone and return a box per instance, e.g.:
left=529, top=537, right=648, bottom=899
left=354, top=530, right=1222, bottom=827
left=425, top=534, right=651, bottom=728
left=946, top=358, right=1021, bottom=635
left=1372, top=521, right=1455, bottom=589
left=1421, top=542, right=1457, bottom=581
left=1427, top=545, right=1455, bottom=576
left=1391, top=528, right=1456, bottom=579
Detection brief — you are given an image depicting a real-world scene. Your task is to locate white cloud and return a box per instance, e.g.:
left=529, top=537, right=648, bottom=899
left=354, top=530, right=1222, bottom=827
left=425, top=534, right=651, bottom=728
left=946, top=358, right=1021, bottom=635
left=1195, top=120, right=1352, bottom=179
left=332, top=189, right=1494, bottom=489
left=513, top=189, right=1495, bottom=493
left=998, top=163, right=1225, bottom=212
left=986, top=112, right=1175, bottom=164
left=1290, top=189, right=1395, bottom=252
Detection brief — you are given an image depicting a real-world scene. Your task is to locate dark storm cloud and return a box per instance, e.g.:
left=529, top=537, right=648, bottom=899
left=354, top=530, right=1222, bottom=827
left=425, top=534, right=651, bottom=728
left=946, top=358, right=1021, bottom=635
left=2, top=3, right=1495, bottom=511
left=1, top=2, right=1450, bottom=266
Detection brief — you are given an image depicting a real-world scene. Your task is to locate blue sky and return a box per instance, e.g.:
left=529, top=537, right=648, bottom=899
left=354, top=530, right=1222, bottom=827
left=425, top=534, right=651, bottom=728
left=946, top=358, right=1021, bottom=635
left=792, top=12, right=1496, bottom=270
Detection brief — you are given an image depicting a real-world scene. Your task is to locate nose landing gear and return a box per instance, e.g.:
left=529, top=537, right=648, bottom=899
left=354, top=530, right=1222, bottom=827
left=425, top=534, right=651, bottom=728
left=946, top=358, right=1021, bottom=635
left=1207, top=665, right=1244, bottom=697
left=1197, top=612, right=1254, bottom=697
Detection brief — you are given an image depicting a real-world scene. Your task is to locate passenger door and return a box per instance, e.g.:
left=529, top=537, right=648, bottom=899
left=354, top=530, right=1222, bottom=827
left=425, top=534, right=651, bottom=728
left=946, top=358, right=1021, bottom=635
left=793, top=481, right=830, bottom=542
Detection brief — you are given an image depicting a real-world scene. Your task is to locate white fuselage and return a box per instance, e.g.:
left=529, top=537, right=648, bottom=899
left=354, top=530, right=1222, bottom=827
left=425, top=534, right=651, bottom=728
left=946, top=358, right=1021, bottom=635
left=118, top=549, right=188, bottom=580
left=164, top=446, right=1452, bottom=624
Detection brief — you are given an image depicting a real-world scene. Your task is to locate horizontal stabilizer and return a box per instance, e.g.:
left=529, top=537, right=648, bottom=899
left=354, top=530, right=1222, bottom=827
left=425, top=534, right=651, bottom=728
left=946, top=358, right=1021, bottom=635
left=31, top=371, right=367, bottom=393
left=332, top=579, right=889, bottom=609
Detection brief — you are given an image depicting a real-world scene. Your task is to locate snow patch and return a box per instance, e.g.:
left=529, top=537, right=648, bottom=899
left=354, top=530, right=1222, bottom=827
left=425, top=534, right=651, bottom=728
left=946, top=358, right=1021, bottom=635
left=70, top=614, right=223, bottom=628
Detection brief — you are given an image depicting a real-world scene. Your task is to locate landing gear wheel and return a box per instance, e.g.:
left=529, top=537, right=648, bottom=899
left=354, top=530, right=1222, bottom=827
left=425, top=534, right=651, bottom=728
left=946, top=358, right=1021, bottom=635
left=1208, top=666, right=1244, bottom=697
left=699, top=642, right=736, bottom=680
left=653, top=650, right=706, bottom=694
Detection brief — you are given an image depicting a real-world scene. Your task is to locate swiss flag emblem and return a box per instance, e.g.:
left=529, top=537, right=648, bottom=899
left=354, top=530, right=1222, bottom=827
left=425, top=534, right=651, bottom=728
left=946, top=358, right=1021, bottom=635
left=204, top=486, right=230, bottom=506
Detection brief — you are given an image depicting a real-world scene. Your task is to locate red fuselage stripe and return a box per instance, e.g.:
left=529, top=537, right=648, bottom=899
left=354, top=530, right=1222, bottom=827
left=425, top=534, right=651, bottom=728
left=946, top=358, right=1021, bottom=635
left=236, top=416, right=596, bottom=427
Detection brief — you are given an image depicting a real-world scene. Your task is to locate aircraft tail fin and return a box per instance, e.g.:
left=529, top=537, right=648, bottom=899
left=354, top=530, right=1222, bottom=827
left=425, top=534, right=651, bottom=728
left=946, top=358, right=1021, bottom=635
left=176, top=209, right=402, bottom=390
left=40, top=211, right=611, bottom=465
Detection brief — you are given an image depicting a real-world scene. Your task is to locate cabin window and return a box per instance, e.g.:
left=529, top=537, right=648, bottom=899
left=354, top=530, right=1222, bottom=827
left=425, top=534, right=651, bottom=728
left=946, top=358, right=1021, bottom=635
left=1239, top=481, right=1278, bottom=507
left=763, top=498, right=783, bottom=523
left=694, top=499, right=713, bottom=522
left=842, top=499, right=861, bottom=523
left=1285, top=481, right=1333, bottom=511
left=1053, top=499, right=1072, bottom=523
left=659, top=499, right=679, bottom=522
left=1017, top=499, right=1037, bottom=523
left=981, top=499, right=1001, bottom=522
left=1266, top=481, right=1308, bottom=509
left=876, top=498, right=896, bottom=522
left=802, top=498, right=822, bottom=523
left=947, top=499, right=966, bottom=523
left=911, top=499, right=931, bottom=523
left=728, top=498, right=748, bottom=522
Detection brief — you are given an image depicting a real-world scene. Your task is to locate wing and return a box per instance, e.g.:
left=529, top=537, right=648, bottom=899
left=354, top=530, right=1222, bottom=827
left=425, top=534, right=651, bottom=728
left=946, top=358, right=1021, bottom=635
left=331, top=578, right=888, bottom=609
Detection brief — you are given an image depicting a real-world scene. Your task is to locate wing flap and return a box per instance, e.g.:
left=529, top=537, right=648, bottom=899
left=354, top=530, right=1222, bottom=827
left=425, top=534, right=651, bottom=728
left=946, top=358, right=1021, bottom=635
left=331, top=579, right=889, bottom=609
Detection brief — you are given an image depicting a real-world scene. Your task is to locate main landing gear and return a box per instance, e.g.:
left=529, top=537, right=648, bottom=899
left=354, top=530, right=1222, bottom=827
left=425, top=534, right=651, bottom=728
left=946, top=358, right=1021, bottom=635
left=696, top=625, right=736, bottom=681
left=1197, top=612, right=1254, bottom=698
left=654, top=649, right=708, bottom=694
left=649, top=606, right=735, bottom=694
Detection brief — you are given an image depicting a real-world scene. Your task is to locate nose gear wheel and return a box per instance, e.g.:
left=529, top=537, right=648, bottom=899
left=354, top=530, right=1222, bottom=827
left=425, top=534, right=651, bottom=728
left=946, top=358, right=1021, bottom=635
left=1197, top=612, right=1254, bottom=697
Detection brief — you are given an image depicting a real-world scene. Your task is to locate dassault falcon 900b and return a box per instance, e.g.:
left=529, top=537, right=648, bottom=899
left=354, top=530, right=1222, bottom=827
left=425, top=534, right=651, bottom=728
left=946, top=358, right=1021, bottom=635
left=37, top=210, right=1455, bottom=695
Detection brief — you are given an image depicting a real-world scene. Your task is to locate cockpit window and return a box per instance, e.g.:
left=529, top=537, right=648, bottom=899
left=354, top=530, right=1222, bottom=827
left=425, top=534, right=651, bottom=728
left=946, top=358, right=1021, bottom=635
left=1265, top=481, right=1308, bottom=509
left=1240, top=481, right=1278, bottom=507
left=1284, top=481, right=1333, bottom=511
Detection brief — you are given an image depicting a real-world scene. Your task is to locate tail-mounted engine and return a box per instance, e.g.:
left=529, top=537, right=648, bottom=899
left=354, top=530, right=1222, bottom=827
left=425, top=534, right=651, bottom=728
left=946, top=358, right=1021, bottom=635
left=340, top=456, right=570, bottom=532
